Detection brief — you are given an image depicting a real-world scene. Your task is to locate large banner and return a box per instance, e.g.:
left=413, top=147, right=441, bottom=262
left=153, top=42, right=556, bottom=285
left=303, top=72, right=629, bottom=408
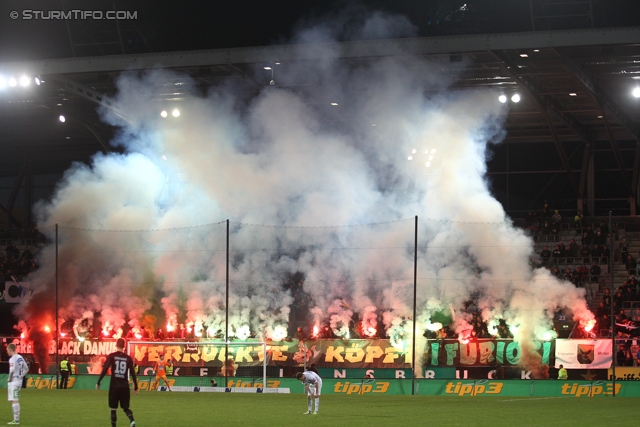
left=4, top=337, right=555, bottom=369
left=0, top=281, right=30, bottom=303
left=555, top=339, right=612, bottom=369
left=425, top=339, right=554, bottom=368
left=129, top=339, right=412, bottom=368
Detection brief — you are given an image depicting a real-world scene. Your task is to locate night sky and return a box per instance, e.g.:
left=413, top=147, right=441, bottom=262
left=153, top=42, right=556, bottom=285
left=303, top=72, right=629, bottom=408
left=0, top=0, right=639, bottom=61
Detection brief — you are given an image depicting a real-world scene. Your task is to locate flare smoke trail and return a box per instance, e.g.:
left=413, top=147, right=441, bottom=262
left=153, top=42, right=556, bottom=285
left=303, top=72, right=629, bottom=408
left=15, top=10, right=592, bottom=372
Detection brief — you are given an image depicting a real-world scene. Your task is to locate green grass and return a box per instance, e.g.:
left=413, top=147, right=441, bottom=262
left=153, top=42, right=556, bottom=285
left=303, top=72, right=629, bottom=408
left=2, top=389, right=638, bottom=427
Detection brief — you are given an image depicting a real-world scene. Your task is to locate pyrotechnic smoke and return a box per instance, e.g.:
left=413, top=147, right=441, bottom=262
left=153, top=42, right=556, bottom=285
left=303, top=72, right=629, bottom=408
left=16, top=8, right=592, bottom=375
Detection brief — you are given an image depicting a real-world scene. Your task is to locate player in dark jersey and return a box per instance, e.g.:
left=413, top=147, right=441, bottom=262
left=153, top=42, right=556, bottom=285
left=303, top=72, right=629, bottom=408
left=96, top=338, right=139, bottom=427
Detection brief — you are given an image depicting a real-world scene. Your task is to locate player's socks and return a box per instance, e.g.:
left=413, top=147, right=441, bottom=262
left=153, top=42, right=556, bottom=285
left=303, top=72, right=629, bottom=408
left=111, top=409, right=117, bottom=427
left=12, top=403, right=19, bottom=422
left=315, top=398, right=320, bottom=413
left=124, top=409, right=135, bottom=424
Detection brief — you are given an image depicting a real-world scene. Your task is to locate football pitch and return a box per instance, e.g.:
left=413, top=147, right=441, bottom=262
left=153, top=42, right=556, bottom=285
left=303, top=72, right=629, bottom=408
left=1, top=389, right=637, bottom=427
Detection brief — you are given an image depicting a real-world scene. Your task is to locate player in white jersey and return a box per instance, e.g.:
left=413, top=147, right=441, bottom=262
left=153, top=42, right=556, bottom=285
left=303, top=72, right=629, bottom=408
left=6, top=343, right=28, bottom=425
left=296, top=370, right=322, bottom=415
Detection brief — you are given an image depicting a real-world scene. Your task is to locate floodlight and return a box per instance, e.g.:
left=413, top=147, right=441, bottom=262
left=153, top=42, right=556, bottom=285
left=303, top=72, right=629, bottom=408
left=19, top=76, right=30, bottom=87
left=569, top=93, right=577, bottom=97
left=0, top=77, right=5, bottom=89
left=34, top=76, right=41, bottom=85
left=633, top=87, right=640, bottom=98
left=330, top=102, right=339, bottom=106
left=171, top=109, right=180, bottom=117
left=8, top=77, right=17, bottom=87
left=498, top=94, right=507, bottom=103
left=160, top=110, right=168, bottom=118
left=59, top=115, right=66, bottom=123
left=511, top=93, right=521, bottom=103
left=264, top=66, right=272, bottom=70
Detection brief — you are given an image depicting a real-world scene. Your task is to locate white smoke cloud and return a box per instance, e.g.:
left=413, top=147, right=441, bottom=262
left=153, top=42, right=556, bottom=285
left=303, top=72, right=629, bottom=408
left=18, top=9, right=592, bottom=363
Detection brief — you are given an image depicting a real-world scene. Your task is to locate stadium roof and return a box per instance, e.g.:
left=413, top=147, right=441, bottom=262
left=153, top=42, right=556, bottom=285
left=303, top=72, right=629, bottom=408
left=1, top=3, right=640, bottom=226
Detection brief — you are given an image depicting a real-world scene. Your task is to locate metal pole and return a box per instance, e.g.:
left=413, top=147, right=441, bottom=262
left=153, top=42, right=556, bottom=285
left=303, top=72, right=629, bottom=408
left=55, top=224, right=59, bottom=389
left=111, top=0, right=126, bottom=55
left=529, top=0, right=536, bottom=31
left=609, top=211, right=616, bottom=396
left=411, top=215, right=418, bottom=395
left=60, top=0, right=76, bottom=57
left=262, top=342, right=267, bottom=390
left=225, top=219, right=230, bottom=388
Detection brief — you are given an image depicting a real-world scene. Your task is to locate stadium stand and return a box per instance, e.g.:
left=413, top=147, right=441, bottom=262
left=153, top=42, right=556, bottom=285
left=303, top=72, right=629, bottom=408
left=526, top=210, right=640, bottom=340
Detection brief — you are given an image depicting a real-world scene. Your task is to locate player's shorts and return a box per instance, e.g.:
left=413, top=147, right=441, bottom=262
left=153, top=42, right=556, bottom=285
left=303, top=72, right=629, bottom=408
left=155, top=374, right=168, bottom=383
left=7, top=384, right=20, bottom=401
left=108, top=387, right=131, bottom=409
left=308, top=380, right=322, bottom=396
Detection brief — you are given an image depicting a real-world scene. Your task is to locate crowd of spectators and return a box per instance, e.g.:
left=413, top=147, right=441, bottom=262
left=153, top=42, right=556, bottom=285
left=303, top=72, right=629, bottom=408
left=524, top=201, right=640, bottom=343
left=597, top=283, right=640, bottom=364
left=1, top=241, right=39, bottom=282
left=526, top=202, right=611, bottom=291
left=591, top=238, right=640, bottom=344
left=0, top=228, right=46, bottom=245
left=0, top=227, right=45, bottom=282
left=526, top=200, right=640, bottom=343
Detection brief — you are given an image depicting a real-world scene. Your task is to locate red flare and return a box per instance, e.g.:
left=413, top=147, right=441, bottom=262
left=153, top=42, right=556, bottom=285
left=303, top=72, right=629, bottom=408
left=583, top=319, right=596, bottom=332
left=361, top=326, right=377, bottom=337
